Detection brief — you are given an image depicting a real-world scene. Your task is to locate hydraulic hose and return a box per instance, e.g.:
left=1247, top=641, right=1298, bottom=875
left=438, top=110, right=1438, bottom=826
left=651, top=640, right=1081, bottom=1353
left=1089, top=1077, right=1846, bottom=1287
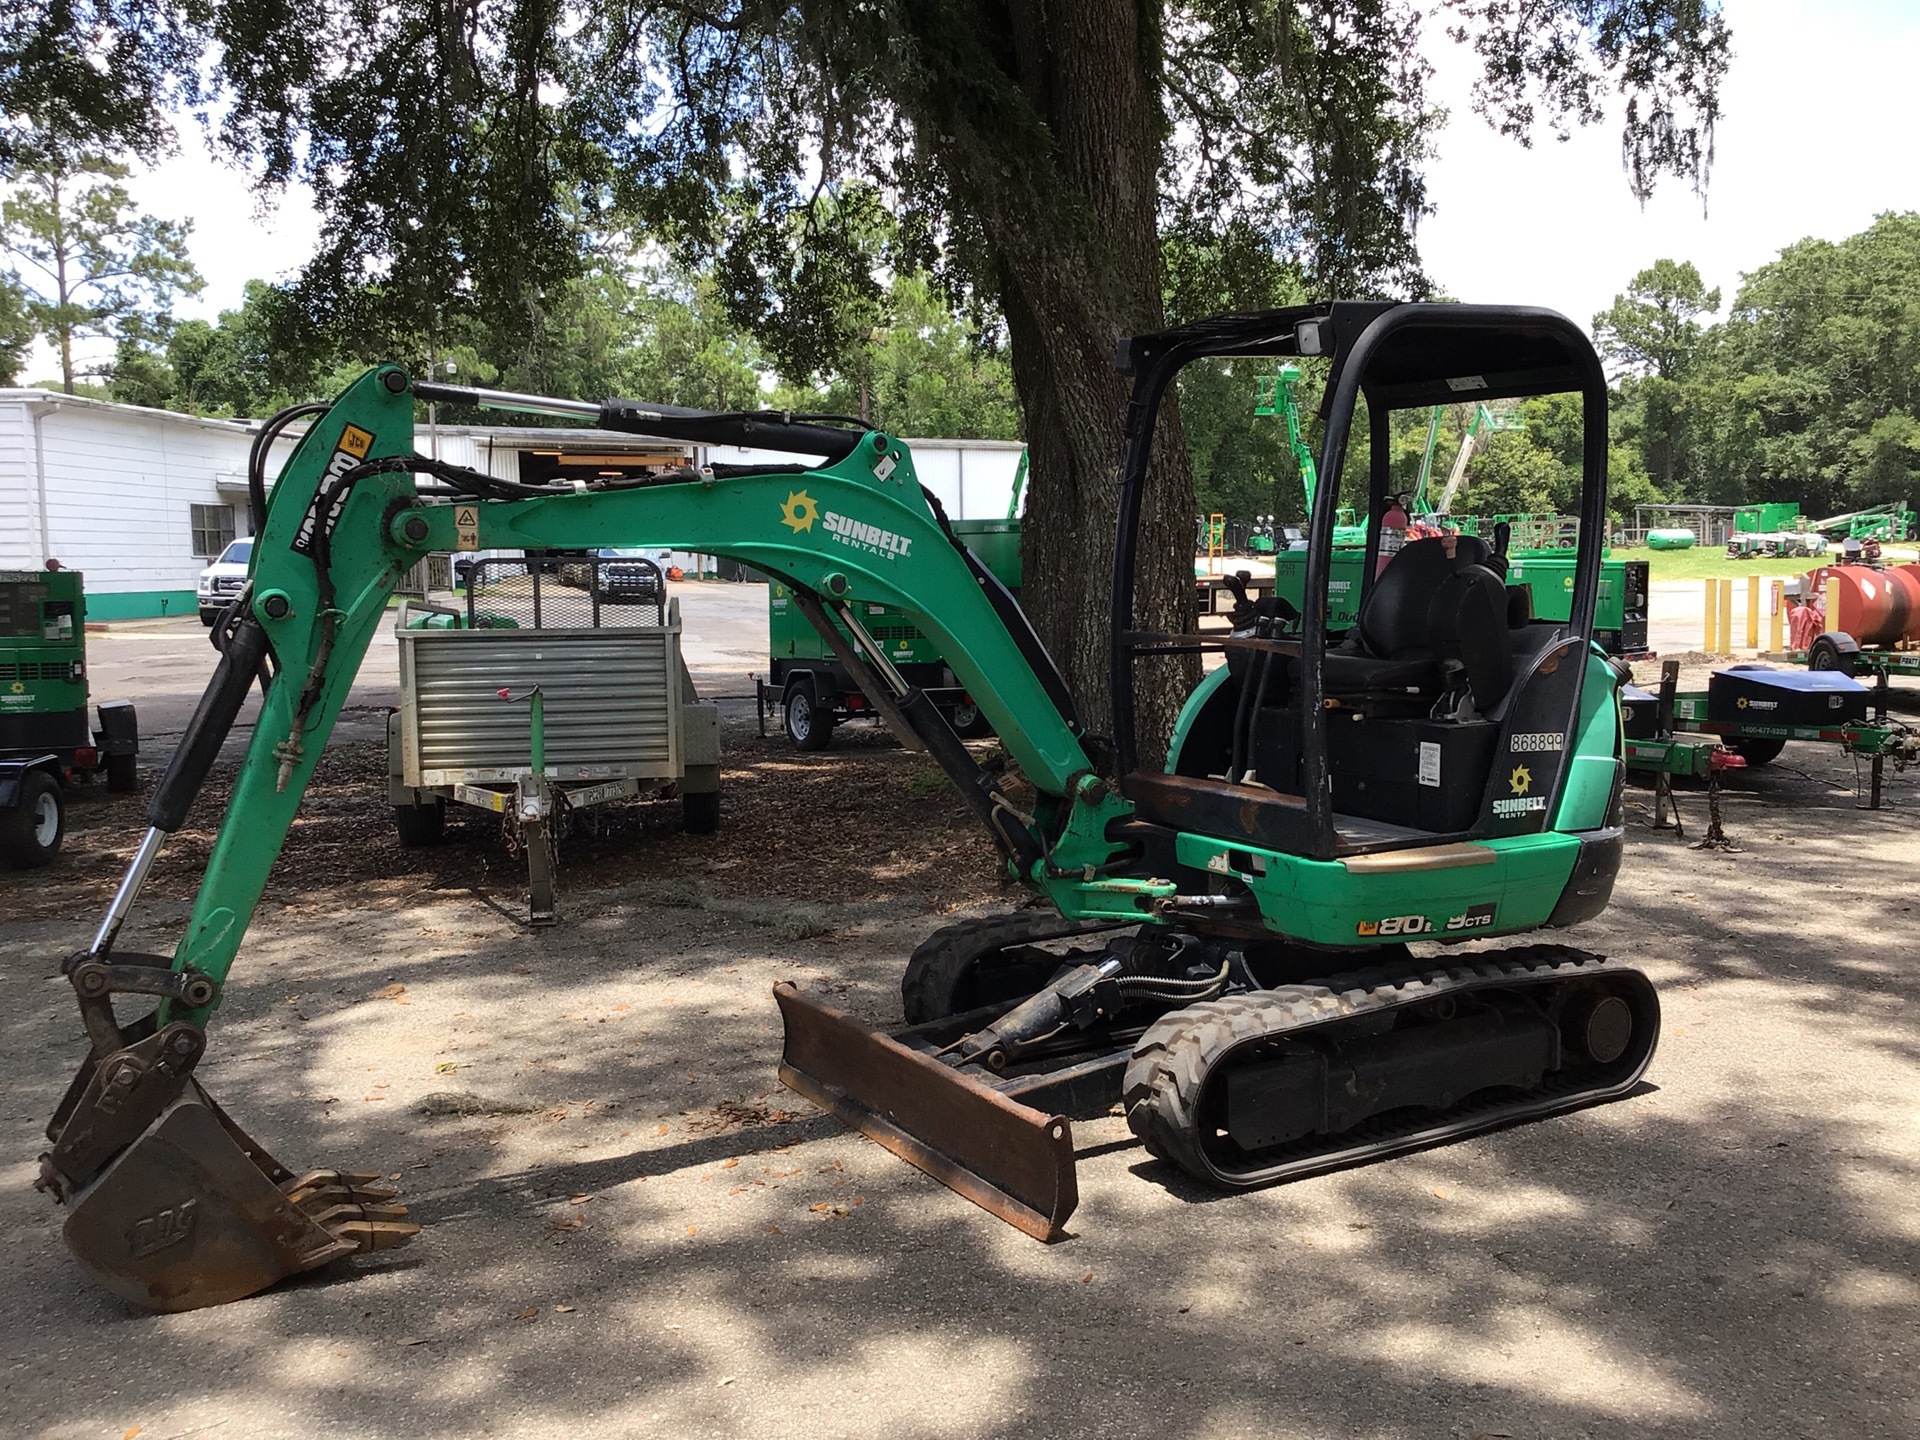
left=247, top=402, right=330, bottom=537
left=147, top=618, right=271, bottom=833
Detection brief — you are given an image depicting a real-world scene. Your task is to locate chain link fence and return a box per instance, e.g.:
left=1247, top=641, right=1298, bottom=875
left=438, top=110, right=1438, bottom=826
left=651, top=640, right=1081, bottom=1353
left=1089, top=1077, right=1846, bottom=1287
left=460, top=555, right=667, bottom=629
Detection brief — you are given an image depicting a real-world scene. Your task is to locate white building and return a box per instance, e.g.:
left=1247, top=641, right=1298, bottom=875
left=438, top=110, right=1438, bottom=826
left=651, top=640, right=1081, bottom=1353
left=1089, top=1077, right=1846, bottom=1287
left=0, top=391, right=1025, bottom=617
left=0, top=390, right=296, bottom=619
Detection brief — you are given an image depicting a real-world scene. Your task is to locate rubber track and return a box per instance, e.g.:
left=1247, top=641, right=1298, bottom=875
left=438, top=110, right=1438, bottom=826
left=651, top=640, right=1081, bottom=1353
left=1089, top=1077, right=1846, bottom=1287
left=1122, top=944, right=1658, bottom=1189
left=901, top=911, right=1137, bottom=1025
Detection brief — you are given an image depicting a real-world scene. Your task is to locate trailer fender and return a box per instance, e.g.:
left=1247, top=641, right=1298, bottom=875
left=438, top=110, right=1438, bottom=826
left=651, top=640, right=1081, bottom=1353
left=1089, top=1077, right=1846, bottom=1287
left=93, top=699, right=139, bottom=756
left=0, top=754, right=63, bottom=809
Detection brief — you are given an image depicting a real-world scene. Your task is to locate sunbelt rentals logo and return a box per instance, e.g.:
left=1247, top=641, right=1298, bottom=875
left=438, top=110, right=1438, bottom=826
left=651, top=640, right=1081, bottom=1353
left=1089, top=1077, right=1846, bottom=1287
left=1493, top=761, right=1548, bottom=819
left=779, top=490, right=913, bottom=558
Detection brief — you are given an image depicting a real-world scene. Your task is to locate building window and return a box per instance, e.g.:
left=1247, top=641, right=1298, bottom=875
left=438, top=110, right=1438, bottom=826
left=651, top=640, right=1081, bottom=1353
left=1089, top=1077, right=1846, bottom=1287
left=190, top=503, right=236, bottom=558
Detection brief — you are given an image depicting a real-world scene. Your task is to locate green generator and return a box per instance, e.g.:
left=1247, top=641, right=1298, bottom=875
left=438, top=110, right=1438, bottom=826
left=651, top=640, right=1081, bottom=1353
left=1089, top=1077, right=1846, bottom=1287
left=764, top=519, right=1022, bottom=750
left=1, top=570, right=140, bottom=868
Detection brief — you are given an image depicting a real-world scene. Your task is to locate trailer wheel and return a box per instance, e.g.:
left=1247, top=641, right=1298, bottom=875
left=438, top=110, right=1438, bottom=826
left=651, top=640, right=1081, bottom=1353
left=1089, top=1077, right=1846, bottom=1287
left=392, top=799, right=446, bottom=847
left=948, top=700, right=991, bottom=739
left=1729, top=737, right=1786, bottom=767
left=2, top=770, right=64, bottom=868
left=784, top=683, right=834, bottom=752
left=105, top=753, right=138, bottom=793
left=1808, top=634, right=1857, bottom=675
left=682, top=788, right=720, bottom=835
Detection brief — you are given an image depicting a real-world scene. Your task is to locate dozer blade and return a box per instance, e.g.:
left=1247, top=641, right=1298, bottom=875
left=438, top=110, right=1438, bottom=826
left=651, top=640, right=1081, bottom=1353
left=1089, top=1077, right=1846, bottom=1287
left=773, top=982, right=1076, bottom=1241
left=59, top=1083, right=420, bottom=1313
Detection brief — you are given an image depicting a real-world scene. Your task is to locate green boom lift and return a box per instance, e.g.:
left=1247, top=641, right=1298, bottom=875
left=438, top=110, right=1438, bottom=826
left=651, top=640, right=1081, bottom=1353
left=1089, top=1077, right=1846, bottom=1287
left=39, top=303, right=1656, bottom=1313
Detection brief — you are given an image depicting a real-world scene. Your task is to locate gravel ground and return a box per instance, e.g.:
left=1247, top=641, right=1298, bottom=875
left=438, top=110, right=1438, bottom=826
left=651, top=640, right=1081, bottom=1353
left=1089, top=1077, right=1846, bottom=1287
left=3, top=717, right=1918, bottom=1439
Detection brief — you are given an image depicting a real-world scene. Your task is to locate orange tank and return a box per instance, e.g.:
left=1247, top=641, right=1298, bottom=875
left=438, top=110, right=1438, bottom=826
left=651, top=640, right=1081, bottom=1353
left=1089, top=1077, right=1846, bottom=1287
left=1809, top=564, right=1920, bottom=646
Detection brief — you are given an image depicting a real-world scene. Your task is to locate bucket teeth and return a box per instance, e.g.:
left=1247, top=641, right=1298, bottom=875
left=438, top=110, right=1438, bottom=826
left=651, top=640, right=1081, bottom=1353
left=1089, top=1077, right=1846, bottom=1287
left=303, top=1201, right=421, bottom=1252
left=284, top=1174, right=402, bottom=1208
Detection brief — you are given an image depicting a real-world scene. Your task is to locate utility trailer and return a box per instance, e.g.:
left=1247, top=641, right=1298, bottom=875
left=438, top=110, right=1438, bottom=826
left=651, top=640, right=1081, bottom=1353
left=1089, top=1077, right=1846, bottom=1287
left=387, top=555, right=719, bottom=922
left=1, top=569, right=139, bottom=868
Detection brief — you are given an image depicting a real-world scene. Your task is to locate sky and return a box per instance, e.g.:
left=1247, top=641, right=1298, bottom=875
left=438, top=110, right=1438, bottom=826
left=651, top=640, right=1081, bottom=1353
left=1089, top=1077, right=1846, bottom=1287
left=18, top=0, right=1920, bottom=383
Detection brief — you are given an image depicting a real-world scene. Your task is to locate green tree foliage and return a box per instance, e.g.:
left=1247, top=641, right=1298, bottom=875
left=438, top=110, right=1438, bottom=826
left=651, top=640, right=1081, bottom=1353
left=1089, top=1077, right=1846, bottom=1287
left=1, top=143, right=202, bottom=392
left=0, top=269, right=31, bottom=383
left=776, top=273, right=1021, bottom=440
left=1592, top=258, right=1720, bottom=381
left=1606, top=215, right=1920, bottom=516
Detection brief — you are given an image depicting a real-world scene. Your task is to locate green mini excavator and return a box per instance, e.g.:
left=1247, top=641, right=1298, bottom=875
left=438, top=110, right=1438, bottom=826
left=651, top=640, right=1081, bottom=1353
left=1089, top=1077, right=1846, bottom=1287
left=39, top=302, right=1655, bottom=1312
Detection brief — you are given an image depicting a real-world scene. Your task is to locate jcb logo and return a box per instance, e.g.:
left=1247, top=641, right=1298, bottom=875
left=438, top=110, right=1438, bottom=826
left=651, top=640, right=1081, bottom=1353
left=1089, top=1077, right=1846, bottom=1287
left=129, top=1199, right=198, bottom=1258
left=1358, top=914, right=1433, bottom=937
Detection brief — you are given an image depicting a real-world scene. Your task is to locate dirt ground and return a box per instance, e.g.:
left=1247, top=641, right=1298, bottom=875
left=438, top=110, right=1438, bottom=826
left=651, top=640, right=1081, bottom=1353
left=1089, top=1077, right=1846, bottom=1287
left=3, top=703, right=1919, bottom=1439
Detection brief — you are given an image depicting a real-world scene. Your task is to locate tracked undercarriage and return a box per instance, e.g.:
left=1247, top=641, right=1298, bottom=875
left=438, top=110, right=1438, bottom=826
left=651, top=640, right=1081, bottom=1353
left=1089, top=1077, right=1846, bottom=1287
left=780, top=922, right=1658, bottom=1238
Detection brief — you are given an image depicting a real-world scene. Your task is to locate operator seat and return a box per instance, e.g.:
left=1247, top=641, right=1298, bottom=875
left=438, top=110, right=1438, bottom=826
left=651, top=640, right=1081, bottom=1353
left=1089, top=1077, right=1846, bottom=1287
left=1317, top=535, right=1496, bottom=695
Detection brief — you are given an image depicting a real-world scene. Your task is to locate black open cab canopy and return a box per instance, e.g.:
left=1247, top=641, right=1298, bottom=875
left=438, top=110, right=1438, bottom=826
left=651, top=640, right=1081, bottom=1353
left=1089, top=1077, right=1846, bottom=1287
left=1110, top=302, right=1612, bottom=861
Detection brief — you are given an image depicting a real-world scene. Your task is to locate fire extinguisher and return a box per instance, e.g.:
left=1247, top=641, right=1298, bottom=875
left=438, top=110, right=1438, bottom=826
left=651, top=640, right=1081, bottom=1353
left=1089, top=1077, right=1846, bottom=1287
left=1376, top=496, right=1410, bottom=578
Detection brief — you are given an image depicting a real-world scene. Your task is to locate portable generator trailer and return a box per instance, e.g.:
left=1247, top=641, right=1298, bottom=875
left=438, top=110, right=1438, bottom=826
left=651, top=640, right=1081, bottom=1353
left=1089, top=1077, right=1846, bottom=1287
left=388, top=554, right=719, bottom=923
left=1, top=569, right=139, bottom=868
left=758, top=517, right=1022, bottom=749
left=1622, top=660, right=1918, bottom=811
left=41, top=302, right=1658, bottom=1315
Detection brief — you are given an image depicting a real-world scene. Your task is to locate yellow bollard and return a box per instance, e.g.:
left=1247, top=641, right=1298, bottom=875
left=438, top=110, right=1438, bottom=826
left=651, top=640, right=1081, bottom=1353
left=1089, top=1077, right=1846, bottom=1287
left=1704, top=578, right=1719, bottom=651
left=1718, top=578, right=1733, bottom=654
left=1770, top=580, right=1784, bottom=653
left=1746, top=573, right=1760, bottom=650
left=1826, top=575, right=1842, bottom=636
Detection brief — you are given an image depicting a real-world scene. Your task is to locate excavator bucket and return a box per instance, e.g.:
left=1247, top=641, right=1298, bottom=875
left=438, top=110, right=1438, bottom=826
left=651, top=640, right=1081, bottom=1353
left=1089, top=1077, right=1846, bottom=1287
left=773, top=982, right=1078, bottom=1241
left=56, top=1083, right=418, bottom=1313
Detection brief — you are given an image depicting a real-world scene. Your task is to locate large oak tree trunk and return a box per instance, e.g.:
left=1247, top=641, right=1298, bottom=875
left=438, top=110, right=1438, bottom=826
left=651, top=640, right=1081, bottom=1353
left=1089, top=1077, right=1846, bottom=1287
left=924, top=0, right=1198, bottom=760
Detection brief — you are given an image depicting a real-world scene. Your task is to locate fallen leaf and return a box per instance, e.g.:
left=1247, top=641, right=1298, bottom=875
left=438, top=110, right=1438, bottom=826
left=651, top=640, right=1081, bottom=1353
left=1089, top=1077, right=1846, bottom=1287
left=434, top=1062, right=459, bottom=1074
left=363, top=1093, right=387, bottom=1102
left=554, top=1304, right=575, bottom=1313
left=718, top=1376, right=736, bottom=1387
left=124, top=1429, right=141, bottom=1440
left=1471, top=1433, right=1514, bottom=1439
left=852, top=1195, right=864, bottom=1207
left=767, top=1224, right=782, bottom=1235
left=1348, top=1222, right=1371, bottom=1230
left=687, top=1224, right=697, bottom=1236
left=818, top=1160, right=843, bottom=1174
left=1080, top=1273, right=1093, bottom=1284
left=375, top=983, right=409, bottom=1004
left=656, top=1123, right=668, bottom=1135
left=398, top=1338, right=432, bottom=1347
left=720, top=1157, right=739, bottom=1170
left=515, top=1308, right=539, bottom=1321
left=568, top=1193, right=595, bottom=1204
left=1431, top=1188, right=1449, bottom=1200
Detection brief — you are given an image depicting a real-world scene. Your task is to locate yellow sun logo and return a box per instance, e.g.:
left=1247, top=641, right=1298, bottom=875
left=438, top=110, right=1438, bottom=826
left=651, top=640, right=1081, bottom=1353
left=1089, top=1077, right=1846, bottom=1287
left=1509, top=764, right=1532, bottom=795
left=780, top=490, right=819, bottom=534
